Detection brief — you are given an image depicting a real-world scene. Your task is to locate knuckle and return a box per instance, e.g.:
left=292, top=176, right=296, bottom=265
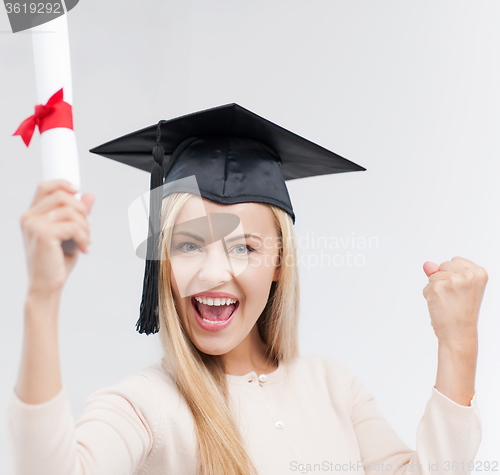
left=460, top=269, right=475, bottom=286
left=55, top=189, right=69, bottom=202
left=64, top=205, right=78, bottom=220
left=464, top=268, right=475, bottom=279
left=477, top=267, right=489, bottom=283
left=23, top=216, right=38, bottom=235
left=36, top=182, right=47, bottom=194
left=428, top=274, right=440, bottom=284
left=19, top=212, right=28, bottom=227
left=454, top=274, right=468, bottom=289
left=34, top=225, right=48, bottom=243
left=21, top=217, right=30, bottom=233
left=433, top=280, right=446, bottom=293
left=423, top=284, right=432, bottom=298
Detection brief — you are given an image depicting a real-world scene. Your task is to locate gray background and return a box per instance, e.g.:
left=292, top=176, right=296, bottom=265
left=1, top=1, right=499, bottom=471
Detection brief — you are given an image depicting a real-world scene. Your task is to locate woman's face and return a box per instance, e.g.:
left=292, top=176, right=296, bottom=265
left=169, top=196, right=281, bottom=356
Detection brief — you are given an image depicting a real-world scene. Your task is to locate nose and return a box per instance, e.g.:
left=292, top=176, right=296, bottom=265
left=197, top=240, right=233, bottom=288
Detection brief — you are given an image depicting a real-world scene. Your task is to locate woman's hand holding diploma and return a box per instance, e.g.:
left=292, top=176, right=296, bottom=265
left=422, top=256, right=488, bottom=406
left=15, top=179, right=94, bottom=405
left=21, top=179, right=94, bottom=296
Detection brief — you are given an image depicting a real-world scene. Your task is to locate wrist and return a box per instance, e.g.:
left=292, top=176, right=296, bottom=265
left=25, top=290, right=61, bottom=323
left=437, top=340, right=478, bottom=381
left=435, top=342, right=477, bottom=406
left=437, top=330, right=478, bottom=354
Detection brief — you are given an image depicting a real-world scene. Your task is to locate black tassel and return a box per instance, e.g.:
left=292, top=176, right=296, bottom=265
left=136, top=137, right=165, bottom=334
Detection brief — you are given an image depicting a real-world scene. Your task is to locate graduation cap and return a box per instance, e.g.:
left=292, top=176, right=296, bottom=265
left=89, top=103, right=366, bottom=335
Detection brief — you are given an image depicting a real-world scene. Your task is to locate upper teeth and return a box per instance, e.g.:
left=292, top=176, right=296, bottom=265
left=194, top=296, right=237, bottom=306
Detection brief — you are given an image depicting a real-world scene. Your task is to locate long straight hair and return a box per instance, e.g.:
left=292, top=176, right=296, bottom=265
left=157, top=192, right=300, bottom=475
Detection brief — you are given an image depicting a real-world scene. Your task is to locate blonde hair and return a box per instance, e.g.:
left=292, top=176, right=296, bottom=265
left=157, top=192, right=300, bottom=475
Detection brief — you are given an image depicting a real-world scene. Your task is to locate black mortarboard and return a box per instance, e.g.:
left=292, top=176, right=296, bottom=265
left=89, top=103, right=366, bottom=335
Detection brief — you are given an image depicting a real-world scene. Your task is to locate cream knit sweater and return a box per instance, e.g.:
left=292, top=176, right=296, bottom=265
left=7, top=353, right=481, bottom=475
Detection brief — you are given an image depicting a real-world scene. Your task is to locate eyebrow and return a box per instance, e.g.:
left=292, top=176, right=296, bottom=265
left=172, top=231, right=205, bottom=243
left=171, top=231, right=263, bottom=244
left=225, top=233, right=263, bottom=243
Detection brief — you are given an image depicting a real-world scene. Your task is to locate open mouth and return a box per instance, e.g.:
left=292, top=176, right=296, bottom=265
left=191, top=296, right=240, bottom=325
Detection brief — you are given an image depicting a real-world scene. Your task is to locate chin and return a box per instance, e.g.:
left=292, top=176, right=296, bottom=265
left=190, top=338, right=233, bottom=356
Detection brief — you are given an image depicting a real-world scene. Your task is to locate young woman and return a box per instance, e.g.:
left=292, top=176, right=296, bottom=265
left=9, top=105, right=486, bottom=475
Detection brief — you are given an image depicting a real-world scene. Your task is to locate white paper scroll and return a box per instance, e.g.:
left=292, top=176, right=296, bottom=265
left=31, top=13, right=81, bottom=254
left=31, top=13, right=81, bottom=197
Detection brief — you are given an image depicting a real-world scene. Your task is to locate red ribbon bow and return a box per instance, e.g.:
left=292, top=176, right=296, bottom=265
left=13, top=88, right=73, bottom=147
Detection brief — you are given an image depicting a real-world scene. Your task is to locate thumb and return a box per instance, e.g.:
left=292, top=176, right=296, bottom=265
left=81, top=193, right=95, bottom=214
left=423, top=260, right=439, bottom=277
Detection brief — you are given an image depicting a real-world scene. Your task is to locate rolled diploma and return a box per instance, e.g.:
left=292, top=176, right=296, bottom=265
left=32, top=14, right=81, bottom=253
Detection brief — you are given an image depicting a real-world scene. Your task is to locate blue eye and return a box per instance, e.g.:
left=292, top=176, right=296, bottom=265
left=177, top=242, right=200, bottom=253
left=174, top=242, right=255, bottom=255
left=231, top=244, right=255, bottom=255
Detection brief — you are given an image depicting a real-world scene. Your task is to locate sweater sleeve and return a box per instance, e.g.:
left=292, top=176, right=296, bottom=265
left=350, top=374, right=482, bottom=475
left=7, top=373, right=158, bottom=475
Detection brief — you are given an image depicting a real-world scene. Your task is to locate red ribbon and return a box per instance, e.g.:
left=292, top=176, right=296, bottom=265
left=13, top=88, right=73, bottom=147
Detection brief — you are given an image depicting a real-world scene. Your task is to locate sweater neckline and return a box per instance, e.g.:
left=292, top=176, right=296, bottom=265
left=157, top=357, right=286, bottom=386
left=225, top=361, right=283, bottom=386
